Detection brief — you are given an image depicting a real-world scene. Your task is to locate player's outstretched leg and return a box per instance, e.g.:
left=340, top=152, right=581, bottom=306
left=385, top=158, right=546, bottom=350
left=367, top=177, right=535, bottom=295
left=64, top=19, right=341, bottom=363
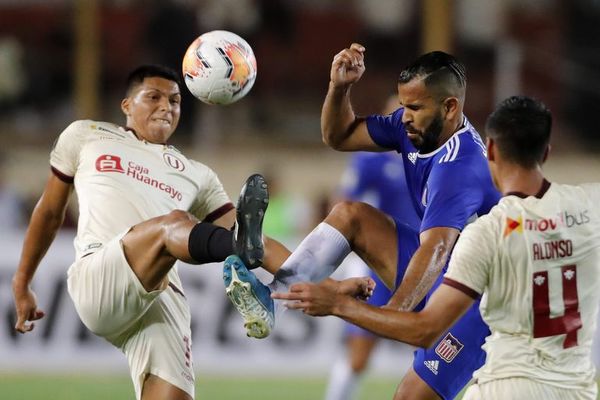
left=233, top=173, right=269, bottom=269
left=223, top=255, right=274, bottom=338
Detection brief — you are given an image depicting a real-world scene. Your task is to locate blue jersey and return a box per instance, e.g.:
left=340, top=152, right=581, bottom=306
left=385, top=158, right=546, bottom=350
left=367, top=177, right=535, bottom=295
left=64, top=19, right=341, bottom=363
left=339, top=152, right=420, bottom=229
left=366, top=108, right=501, bottom=233
left=366, top=108, right=501, bottom=399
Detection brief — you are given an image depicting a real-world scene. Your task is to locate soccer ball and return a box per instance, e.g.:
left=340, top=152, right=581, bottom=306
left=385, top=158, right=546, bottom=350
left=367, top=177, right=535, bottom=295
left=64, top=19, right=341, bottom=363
left=182, top=30, right=257, bottom=105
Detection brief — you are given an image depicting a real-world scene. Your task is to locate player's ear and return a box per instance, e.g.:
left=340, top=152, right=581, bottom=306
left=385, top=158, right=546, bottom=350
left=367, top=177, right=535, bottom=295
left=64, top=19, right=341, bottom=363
left=486, top=138, right=495, bottom=162
left=442, top=97, right=459, bottom=120
left=542, top=144, right=551, bottom=164
left=121, top=97, right=131, bottom=116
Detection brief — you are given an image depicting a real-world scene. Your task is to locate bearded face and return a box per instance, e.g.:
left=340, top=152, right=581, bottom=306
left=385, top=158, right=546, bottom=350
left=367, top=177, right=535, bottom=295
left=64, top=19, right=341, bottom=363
left=398, top=78, right=459, bottom=154
left=406, top=111, right=444, bottom=153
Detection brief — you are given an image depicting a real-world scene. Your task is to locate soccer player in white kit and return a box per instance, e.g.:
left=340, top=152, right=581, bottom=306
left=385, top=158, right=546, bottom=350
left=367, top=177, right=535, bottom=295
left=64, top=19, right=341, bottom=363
left=11, top=65, right=277, bottom=400
left=274, top=95, right=600, bottom=400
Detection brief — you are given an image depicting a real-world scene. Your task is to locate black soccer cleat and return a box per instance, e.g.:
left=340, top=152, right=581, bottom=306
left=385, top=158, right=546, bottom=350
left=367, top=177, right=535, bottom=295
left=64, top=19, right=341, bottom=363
left=233, top=174, right=269, bottom=269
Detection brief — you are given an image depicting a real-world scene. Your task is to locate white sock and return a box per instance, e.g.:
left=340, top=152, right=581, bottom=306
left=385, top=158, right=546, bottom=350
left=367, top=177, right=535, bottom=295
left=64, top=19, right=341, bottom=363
left=324, top=356, right=362, bottom=400
left=268, top=223, right=351, bottom=318
left=270, top=222, right=351, bottom=289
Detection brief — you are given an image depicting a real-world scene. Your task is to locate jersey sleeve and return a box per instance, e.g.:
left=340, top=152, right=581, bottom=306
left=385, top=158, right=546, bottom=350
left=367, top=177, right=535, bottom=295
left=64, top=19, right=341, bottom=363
left=49, top=120, right=88, bottom=181
left=420, top=156, right=484, bottom=232
left=365, top=108, right=405, bottom=152
left=188, top=161, right=233, bottom=222
left=444, top=214, right=497, bottom=296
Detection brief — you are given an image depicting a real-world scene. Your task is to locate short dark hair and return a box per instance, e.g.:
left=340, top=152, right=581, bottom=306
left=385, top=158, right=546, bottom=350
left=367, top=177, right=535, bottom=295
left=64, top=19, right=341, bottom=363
left=486, top=95, right=552, bottom=168
left=398, top=51, right=466, bottom=99
left=125, top=65, right=181, bottom=95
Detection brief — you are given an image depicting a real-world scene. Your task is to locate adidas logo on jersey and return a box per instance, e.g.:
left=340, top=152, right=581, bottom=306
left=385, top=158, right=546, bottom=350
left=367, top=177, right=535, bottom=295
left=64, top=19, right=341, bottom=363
left=408, top=152, right=418, bottom=164
left=424, top=360, right=439, bottom=375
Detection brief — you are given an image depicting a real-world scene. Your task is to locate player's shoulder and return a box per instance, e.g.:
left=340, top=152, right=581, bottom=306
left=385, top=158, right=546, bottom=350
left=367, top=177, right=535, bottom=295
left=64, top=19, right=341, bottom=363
left=463, top=202, right=505, bottom=238
left=184, top=155, right=219, bottom=177
left=554, top=182, right=600, bottom=205
left=61, top=119, right=126, bottom=139
left=557, top=181, right=600, bottom=194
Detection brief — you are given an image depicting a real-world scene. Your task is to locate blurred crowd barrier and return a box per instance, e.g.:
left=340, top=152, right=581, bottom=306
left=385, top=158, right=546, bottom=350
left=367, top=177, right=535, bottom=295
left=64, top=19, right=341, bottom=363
left=0, top=232, right=414, bottom=377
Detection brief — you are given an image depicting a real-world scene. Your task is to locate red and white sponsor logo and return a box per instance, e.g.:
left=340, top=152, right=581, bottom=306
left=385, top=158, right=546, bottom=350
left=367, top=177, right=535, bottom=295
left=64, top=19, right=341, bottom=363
left=504, top=216, right=523, bottom=237
left=163, top=152, right=185, bottom=172
left=95, top=155, right=124, bottom=173
left=504, top=210, right=589, bottom=237
left=435, top=333, right=464, bottom=363
left=95, top=154, right=183, bottom=201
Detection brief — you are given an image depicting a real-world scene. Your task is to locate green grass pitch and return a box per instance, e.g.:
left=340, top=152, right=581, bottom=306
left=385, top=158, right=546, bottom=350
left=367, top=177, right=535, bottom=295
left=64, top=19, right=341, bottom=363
left=1, top=374, right=597, bottom=399
left=0, top=375, right=397, bottom=400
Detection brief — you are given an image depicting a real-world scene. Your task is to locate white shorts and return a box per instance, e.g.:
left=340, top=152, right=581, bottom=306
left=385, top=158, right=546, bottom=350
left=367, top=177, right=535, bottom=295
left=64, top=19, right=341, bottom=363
left=463, top=377, right=597, bottom=400
left=67, top=231, right=195, bottom=399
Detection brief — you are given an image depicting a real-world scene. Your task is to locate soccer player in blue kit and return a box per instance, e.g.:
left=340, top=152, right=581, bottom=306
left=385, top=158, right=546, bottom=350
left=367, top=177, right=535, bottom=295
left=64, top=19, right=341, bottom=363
left=225, top=44, right=501, bottom=399
left=325, top=151, right=420, bottom=400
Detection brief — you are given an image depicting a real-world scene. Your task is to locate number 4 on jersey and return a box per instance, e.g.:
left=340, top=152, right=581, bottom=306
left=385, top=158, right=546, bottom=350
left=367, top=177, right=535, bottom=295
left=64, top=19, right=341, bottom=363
left=532, top=265, right=582, bottom=348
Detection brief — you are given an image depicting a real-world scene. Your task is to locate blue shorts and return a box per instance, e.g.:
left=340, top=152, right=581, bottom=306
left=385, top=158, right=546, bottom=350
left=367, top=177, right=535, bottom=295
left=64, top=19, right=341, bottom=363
left=394, top=220, right=489, bottom=400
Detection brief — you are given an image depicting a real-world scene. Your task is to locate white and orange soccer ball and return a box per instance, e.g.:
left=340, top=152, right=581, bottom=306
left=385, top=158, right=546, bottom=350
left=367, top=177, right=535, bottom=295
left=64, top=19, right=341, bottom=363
left=182, top=30, right=257, bottom=105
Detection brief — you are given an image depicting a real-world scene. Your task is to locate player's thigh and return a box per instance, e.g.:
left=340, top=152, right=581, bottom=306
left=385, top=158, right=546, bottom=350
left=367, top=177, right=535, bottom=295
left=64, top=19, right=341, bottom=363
left=122, top=288, right=195, bottom=400
left=347, top=335, right=379, bottom=372
left=327, top=201, right=399, bottom=289
left=142, top=374, right=192, bottom=400
left=67, top=231, right=164, bottom=338
left=394, top=367, right=441, bottom=400
left=121, top=210, right=198, bottom=290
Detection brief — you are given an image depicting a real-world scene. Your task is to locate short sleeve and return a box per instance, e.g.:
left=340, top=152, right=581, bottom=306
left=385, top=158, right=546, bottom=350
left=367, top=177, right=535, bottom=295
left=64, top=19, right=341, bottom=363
left=50, top=120, right=88, bottom=180
left=420, top=157, right=484, bottom=232
left=188, top=162, right=233, bottom=221
left=365, top=108, right=405, bottom=152
left=444, top=215, right=497, bottom=295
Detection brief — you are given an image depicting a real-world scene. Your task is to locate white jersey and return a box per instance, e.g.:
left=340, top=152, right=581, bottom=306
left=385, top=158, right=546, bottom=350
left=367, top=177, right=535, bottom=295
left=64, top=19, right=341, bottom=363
left=444, top=181, right=600, bottom=390
left=50, top=120, right=232, bottom=259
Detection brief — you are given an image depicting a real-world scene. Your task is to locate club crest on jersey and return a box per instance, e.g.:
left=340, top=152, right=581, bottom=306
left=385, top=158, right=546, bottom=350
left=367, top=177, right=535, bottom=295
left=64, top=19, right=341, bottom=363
left=163, top=153, right=185, bottom=172
left=503, top=216, right=522, bottom=237
left=435, top=333, right=464, bottom=363
left=95, top=155, right=124, bottom=173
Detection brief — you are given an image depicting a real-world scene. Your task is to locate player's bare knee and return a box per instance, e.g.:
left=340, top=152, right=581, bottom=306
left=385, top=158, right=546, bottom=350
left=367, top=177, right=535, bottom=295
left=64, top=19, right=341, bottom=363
left=350, top=359, right=369, bottom=373
left=148, top=210, right=196, bottom=249
left=161, top=209, right=197, bottom=230
left=327, top=201, right=367, bottom=231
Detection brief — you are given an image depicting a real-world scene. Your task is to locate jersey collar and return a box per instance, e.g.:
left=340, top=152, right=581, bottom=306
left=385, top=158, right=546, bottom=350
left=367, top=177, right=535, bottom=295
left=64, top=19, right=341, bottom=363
left=122, top=126, right=168, bottom=146
left=505, top=179, right=551, bottom=199
left=416, top=116, right=470, bottom=159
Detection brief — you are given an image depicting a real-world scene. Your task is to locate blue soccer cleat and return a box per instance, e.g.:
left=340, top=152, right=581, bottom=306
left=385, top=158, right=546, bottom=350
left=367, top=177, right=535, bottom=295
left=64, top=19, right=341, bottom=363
left=233, top=174, right=269, bottom=270
left=223, top=255, right=274, bottom=339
